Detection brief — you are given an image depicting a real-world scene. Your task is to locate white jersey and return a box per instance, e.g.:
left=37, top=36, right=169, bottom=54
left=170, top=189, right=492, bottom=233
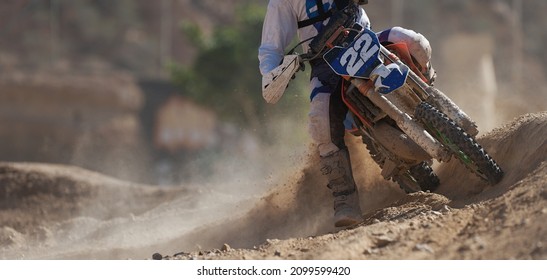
left=258, top=0, right=370, bottom=76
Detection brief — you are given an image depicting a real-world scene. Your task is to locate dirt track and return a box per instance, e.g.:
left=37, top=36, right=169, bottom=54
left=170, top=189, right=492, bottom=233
left=0, top=112, right=545, bottom=260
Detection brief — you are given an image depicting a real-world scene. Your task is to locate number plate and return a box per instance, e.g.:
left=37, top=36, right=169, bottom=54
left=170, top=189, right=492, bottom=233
left=324, top=28, right=382, bottom=79
left=324, top=28, right=409, bottom=94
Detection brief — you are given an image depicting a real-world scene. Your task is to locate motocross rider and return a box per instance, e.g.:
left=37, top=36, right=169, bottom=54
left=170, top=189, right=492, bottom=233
left=259, top=0, right=436, bottom=227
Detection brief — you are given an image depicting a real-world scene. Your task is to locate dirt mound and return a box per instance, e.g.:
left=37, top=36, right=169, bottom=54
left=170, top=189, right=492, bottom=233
left=0, top=163, right=185, bottom=259
left=165, top=112, right=546, bottom=260
left=0, top=112, right=545, bottom=260
left=436, top=112, right=547, bottom=202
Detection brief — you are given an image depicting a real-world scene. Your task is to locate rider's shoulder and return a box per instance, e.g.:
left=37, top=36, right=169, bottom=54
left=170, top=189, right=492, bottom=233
left=267, top=0, right=300, bottom=15
left=268, top=0, right=290, bottom=7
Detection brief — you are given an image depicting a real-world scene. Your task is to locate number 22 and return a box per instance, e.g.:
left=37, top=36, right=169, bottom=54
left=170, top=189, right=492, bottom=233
left=340, top=33, right=379, bottom=76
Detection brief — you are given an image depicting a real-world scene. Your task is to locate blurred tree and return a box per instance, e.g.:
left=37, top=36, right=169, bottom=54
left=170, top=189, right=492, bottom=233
left=170, top=2, right=309, bottom=137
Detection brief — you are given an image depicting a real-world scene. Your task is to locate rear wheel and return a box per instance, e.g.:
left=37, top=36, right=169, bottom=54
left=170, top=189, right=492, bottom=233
left=409, top=162, right=440, bottom=192
left=414, top=102, right=504, bottom=185
left=361, top=132, right=439, bottom=193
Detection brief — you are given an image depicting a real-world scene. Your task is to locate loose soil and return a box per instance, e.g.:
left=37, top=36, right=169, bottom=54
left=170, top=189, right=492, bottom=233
left=0, top=112, right=545, bottom=260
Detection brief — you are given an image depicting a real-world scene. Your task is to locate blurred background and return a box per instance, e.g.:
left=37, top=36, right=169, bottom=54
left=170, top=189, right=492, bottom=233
left=0, top=0, right=545, bottom=186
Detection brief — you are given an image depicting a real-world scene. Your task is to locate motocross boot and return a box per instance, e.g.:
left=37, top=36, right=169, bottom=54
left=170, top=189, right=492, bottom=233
left=320, top=148, right=363, bottom=227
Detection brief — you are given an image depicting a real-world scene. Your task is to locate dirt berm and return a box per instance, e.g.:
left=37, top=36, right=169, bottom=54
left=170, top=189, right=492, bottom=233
left=0, top=112, right=545, bottom=260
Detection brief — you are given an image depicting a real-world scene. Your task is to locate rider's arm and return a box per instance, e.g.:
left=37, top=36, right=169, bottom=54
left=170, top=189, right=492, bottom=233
left=258, top=0, right=298, bottom=76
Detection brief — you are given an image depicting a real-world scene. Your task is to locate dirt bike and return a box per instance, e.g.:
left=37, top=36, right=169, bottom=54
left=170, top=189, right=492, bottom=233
left=262, top=5, right=504, bottom=193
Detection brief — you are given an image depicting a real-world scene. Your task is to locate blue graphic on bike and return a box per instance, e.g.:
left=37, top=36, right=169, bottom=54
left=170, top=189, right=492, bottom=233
left=374, top=63, right=410, bottom=94
left=324, top=28, right=409, bottom=94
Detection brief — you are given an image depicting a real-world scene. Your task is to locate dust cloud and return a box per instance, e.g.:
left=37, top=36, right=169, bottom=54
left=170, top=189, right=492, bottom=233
left=0, top=65, right=545, bottom=260
left=165, top=111, right=547, bottom=260
left=0, top=110, right=315, bottom=259
left=0, top=109, right=545, bottom=259
left=0, top=0, right=545, bottom=261
left=1, top=61, right=545, bottom=260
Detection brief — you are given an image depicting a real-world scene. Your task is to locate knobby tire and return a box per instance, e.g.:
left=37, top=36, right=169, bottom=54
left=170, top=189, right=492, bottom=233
left=414, top=102, right=504, bottom=185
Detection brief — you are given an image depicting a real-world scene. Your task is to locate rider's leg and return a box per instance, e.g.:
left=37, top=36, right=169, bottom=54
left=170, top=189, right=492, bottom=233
left=308, top=65, right=363, bottom=227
